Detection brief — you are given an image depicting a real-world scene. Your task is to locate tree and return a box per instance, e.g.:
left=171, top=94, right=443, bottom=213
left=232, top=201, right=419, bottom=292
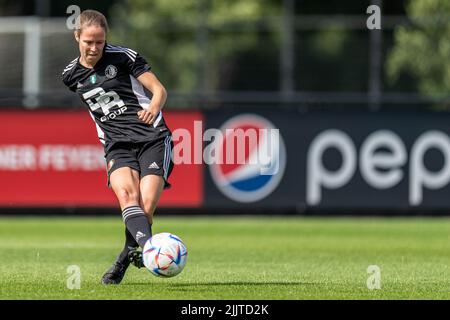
left=108, top=0, right=279, bottom=93
left=386, top=0, right=450, bottom=99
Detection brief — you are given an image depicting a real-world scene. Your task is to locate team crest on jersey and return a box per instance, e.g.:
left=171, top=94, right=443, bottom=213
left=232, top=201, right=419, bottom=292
left=105, top=65, right=118, bottom=79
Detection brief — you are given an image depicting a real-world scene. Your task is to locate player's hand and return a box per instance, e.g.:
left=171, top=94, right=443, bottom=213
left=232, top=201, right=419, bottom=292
left=137, top=108, right=159, bottom=125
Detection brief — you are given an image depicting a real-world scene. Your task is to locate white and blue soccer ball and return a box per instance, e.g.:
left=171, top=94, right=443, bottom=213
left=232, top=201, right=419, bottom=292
left=143, top=232, right=187, bottom=277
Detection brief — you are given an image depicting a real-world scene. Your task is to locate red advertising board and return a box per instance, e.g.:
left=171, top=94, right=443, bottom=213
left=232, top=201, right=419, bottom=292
left=0, top=110, right=203, bottom=207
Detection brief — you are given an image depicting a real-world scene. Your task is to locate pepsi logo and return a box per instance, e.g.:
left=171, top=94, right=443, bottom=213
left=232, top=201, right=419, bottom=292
left=209, top=114, right=286, bottom=203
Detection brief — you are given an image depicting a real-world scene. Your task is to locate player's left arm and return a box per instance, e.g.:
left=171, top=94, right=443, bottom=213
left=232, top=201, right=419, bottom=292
left=136, top=71, right=167, bottom=125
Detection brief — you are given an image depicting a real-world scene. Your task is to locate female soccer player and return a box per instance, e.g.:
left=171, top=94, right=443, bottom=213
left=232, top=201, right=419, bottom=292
left=62, top=10, right=174, bottom=284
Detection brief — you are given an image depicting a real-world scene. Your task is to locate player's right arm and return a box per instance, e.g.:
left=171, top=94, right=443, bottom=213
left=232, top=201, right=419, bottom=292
left=136, top=71, right=167, bottom=125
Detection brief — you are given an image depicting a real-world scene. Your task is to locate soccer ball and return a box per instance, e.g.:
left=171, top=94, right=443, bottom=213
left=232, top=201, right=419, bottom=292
left=143, top=232, right=187, bottom=277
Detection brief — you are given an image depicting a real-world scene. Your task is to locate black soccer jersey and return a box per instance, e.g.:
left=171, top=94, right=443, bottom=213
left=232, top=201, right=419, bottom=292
left=62, top=44, right=170, bottom=152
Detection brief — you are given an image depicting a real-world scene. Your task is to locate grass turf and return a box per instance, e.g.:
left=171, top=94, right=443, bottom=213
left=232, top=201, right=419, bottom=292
left=0, top=216, right=449, bottom=299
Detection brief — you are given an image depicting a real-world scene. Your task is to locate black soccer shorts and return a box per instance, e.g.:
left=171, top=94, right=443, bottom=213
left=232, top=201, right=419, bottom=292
left=105, top=135, right=174, bottom=189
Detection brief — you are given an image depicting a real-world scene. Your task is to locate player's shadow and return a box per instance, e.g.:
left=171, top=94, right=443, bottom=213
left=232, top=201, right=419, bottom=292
left=174, top=281, right=310, bottom=286
left=128, top=281, right=314, bottom=287
left=167, top=281, right=315, bottom=293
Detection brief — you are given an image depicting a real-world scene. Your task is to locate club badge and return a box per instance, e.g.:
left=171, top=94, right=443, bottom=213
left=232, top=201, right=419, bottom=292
left=105, top=65, right=118, bottom=79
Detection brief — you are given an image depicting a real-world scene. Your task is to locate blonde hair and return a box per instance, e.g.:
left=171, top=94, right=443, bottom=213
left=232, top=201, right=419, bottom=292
left=75, top=10, right=108, bottom=35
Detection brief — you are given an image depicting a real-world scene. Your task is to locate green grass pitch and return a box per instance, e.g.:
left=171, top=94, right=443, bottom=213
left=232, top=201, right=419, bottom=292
left=0, top=215, right=449, bottom=299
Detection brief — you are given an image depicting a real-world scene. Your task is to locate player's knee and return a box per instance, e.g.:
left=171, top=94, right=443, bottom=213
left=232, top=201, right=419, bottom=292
left=142, top=197, right=158, bottom=217
left=116, top=188, right=139, bottom=206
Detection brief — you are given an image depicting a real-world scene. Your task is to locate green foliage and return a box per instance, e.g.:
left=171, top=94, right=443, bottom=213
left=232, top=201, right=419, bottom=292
left=311, top=28, right=350, bottom=60
left=108, top=0, right=279, bottom=93
left=387, top=0, right=450, bottom=98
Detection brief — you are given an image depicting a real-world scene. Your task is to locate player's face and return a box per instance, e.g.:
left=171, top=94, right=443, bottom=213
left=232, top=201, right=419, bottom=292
left=76, top=25, right=106, bottom=66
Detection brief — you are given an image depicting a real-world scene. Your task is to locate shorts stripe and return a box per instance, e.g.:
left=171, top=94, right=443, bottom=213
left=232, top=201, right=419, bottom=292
left=163, top=136, right=168, bottom=179
left=163, top=136, right=172, bottom=180
left=167, top=136, right=173, bottom=179
left=152, top=111, right=163, bottom=128
left=163, top=136, right=169, bottom=180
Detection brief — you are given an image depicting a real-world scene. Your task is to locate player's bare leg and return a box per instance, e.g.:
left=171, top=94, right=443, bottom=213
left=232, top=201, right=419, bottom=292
left=139, top=174, right=165, bottom=225
left=110, top=167, right=141, bottom=210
